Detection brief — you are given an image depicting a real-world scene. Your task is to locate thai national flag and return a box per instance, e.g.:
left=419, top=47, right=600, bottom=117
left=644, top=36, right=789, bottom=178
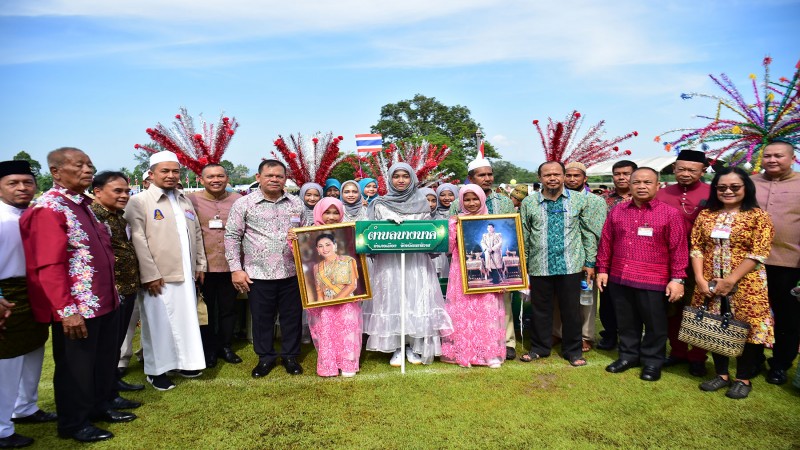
left=355, top=133, right=383, bottom=153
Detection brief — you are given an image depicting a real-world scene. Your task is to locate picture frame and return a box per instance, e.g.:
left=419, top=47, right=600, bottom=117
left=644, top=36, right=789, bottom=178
left=291, top=222, right=372, bottom=309
left=456, top=213, right=529, bottom=294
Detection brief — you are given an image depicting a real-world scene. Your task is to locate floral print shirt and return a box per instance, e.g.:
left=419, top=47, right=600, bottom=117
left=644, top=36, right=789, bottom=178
left=224, top=189, right=305, bottom=280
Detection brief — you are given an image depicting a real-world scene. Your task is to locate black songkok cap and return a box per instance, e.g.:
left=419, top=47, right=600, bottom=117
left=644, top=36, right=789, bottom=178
left=676, top=150, right=708, bottom=164
left=0, top=160, right=35, bottom=179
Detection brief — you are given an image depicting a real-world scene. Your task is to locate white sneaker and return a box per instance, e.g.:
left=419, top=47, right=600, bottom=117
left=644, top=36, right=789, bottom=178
left=488, top=359, right=502, bottom=369
left=390, top=349, right=403, bottom=367
left=341, top=371, right=356, bottom=378
left=406, top=347, right=423, bottom=365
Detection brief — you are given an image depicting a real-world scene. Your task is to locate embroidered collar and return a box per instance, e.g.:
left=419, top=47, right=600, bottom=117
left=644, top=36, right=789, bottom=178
left=53, top=184, right=87, bottom=205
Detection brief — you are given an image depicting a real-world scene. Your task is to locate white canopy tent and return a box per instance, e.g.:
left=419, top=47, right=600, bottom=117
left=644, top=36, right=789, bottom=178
left=585, top=155, right=677, bottom=176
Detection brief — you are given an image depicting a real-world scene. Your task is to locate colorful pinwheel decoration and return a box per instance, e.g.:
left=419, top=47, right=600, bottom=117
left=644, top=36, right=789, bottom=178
left=270, top=132, right=347, bottom=186
left=135, top=107, right=239, bottom=175
left=656, top=56, right=800, bottom=172
left=532, top=110, right=638, bottom=166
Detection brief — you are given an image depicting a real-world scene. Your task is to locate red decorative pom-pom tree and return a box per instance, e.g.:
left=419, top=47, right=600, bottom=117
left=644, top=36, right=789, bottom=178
left=270, top=132, right=347, bottom=186
left=135, top=107, right=239, bottom=175
left=532, top=110, right=638, bottom=166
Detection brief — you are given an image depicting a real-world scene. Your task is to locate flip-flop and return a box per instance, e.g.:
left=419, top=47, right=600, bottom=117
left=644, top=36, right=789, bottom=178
left=569, top=357, right=588, bottom=367
left=582, top=340, right=593, bottom=352
left=519, top=351, right=543, bottom=362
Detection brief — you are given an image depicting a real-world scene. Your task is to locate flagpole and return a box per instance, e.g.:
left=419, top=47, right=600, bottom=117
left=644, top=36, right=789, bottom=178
left=400, top=253, right=406, bottom=375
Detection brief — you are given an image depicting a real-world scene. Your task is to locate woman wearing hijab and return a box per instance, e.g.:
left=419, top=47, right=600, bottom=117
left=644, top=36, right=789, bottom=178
left=324, top=179, right=341, bottom=198
left=431, top=183, right=459, bottom=279
left=441, top=185, right=506, bottom=368
left=299, top=183, right=324, bottom=226
left=358, top=178, right=379, bottom=205
left=339, top=180, right=368, bottom=222
left=364, top=163, right=454, bottom=366
left=419, top=187, right=438, bottom=218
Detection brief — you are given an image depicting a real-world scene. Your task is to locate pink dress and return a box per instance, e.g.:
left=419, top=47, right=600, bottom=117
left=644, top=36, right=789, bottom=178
left=308, top=302, right=362, bottom=376
left=441, top=217, right=506, bottom=367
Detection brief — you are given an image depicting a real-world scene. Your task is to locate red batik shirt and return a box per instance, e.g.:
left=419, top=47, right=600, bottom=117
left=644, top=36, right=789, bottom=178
left=21, top=185, right=118, bottom=323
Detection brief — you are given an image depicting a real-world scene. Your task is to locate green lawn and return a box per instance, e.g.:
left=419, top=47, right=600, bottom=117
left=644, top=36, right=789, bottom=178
left=15, top=330, right=800, bottom=449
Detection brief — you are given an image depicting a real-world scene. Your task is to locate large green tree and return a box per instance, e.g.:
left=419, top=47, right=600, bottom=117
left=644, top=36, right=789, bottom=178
left=13, top=151, right=51, bottom=191
left=371, top=94, right=499, bottom=180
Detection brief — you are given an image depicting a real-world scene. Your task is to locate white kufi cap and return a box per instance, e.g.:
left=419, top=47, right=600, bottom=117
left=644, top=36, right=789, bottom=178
left=149, top=151, right=179, bottom=167
left=467, top=157, right=491, bottom=172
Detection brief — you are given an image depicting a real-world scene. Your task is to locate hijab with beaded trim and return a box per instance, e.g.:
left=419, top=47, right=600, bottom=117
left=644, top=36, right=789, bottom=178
left=367, top=163, right=428, bottom=219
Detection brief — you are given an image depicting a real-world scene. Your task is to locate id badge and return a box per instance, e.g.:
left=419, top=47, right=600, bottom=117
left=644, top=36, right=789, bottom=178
left=209, top=219, right=224, bottom=229
left=710, top=224, right=731, bottom=239
left=290, top=215, right=302, bottom=228
left=637, top=227, right=653, bottom=237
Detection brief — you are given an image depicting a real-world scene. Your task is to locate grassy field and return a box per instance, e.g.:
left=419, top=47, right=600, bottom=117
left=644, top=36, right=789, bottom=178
left=14, top=327, right=800, bottom=450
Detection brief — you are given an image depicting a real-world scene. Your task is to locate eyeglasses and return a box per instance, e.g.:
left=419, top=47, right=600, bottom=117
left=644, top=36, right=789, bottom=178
left=715, top=184, right=744, bottom=193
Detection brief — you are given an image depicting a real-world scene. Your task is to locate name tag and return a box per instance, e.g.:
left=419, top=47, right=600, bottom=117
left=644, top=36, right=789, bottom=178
left=290, top=215, right=302, bottom=227
left=184, top=209, right=196, bottom=221
left=637, top=227, right=653, bottom=237
left=209, top=219, right=224, bottom=229
left=710, top=224, right=731, bottom=239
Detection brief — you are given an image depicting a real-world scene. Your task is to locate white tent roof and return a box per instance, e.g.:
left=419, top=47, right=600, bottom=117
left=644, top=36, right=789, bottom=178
left=586, top=156, right=677, bottom=176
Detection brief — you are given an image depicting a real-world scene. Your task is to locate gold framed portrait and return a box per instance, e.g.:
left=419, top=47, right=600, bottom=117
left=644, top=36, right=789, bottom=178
left=292, top=222, right=372, bottom=309
left=456, top=213, right=529, bottom=294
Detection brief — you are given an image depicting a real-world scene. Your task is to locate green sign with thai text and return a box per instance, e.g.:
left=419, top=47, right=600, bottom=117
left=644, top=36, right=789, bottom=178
left=355, top=220, right=448, bottom=254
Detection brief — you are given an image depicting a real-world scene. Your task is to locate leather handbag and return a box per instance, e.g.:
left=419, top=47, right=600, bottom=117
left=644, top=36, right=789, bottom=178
left=678, top=293, right=749, bottom=358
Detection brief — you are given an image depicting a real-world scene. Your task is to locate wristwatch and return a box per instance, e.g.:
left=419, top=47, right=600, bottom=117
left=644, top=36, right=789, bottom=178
left=670, top=278, right=685, bottom=285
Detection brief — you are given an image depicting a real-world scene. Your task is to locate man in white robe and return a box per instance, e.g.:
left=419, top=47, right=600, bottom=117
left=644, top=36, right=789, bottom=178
left=126, top=152, right=207, bottom=391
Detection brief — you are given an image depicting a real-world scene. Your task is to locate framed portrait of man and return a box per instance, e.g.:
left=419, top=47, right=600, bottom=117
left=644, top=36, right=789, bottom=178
left=456, top=213, right=528, bottom=294
left=291, top=223, right=372, bottom=309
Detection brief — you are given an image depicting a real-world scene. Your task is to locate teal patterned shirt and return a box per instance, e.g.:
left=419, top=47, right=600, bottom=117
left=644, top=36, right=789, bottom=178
left=520, top=188, right=605, bottom=276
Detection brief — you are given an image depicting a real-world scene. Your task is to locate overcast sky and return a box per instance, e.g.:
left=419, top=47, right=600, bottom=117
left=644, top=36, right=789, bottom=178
left=1, top=0, right=798, bottom=177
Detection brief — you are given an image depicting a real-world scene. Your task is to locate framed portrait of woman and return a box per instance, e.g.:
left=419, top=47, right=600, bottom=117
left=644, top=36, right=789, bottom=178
left=291, top=222, right=372, bottom=309
left=456, top=213, right=528, bottom=294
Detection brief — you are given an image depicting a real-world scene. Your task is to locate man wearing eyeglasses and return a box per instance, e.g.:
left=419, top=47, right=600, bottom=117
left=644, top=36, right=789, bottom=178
left=655, top=150, right=711, bottom=377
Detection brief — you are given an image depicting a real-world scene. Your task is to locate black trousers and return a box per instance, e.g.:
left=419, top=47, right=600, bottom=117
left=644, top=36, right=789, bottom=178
left=766, top=265, right=800, bottom=371
left=712, top=343, right=763, bottom=380
left=52, top=308, right=119, bottom=435
left=109, top=293, right=137, bottom=399
left=249, top=277, right=302, bottom=364
left=200, top=272, right=239, bottom=353
left=609, top=282, right=668, bottom=367
left=598, top=289, right=617, bottom=341
left=529, top=273, right=583, bottom=360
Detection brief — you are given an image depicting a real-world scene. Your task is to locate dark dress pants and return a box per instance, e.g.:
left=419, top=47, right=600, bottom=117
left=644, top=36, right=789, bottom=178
left=529, top=273, right=583, bottom=360
left=766, top=265, right=800, bottom=371
left=608, top=282, right=668, bottom=368
left=666, top=267, right=707, bottom=362
left=200, top=272, right=238, bottom=354
left=52, top=308, right=120, bottom=435
left=248, top=277, right=302, bottom=364
left=598, top=289, right=617, bottom=341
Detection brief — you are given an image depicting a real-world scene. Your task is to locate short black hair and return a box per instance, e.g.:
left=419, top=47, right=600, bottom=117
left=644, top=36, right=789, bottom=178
left=487, top=222, right=495, bottom=228
left=611, top=160, right=638, bottom=172
left=631, top=167, right=659, bottom=179
left=706, top=167, right=759, bottom=212
left=316, top=233, right=336, bottom=246
left=201, top=163, right=227, bottom=175
left=92, top=171, right=129, bottom=191
left=537, top=161, right=565, bottom=176
left=532, top=182, right=541, bottom=189
left=258, top=159, right=286, bottom=174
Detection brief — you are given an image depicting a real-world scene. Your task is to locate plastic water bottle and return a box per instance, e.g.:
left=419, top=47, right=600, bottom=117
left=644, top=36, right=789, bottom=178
left=580, top=280, right=594, bottom=306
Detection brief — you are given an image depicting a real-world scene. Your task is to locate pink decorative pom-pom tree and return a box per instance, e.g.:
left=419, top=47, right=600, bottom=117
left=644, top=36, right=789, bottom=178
left=532, top=110, right=638, bottom=166
left=343, top=141, right=455, bottom=195
left=135, top=107, right=239, bottom=175
left=270, top=133, right=347, bottom=186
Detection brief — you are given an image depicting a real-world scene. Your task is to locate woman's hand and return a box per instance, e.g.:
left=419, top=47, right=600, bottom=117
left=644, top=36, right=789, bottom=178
left=696, top=278, right=713, bottom=298
left=710, top=277, right=735, bottom=297
left=287, top=229, right=298, bottom=241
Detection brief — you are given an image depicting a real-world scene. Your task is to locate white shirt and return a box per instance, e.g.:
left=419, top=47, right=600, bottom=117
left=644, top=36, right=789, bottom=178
left=0, top=201, right=26, bottom=279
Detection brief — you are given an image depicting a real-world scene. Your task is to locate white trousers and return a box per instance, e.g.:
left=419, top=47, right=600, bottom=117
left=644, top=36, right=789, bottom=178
left=0, top=346, right=45, bottom=438
left=118, top=295, right=141, bottom=368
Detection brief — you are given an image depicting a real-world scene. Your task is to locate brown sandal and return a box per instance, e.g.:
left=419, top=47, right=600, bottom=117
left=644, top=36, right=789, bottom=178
left=582, top=339, right=593, bottom=352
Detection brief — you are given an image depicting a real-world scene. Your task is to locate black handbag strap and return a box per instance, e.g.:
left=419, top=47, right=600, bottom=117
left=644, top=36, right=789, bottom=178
left=694, top=293, right=735, bottom=330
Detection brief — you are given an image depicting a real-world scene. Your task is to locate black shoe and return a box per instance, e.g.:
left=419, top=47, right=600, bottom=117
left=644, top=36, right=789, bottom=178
left=505, top=347, right=516, bottom=360
left=205, top=353, right=218, bottom=368
left=699, top=376, right=731, bottom=392
left=725, top=380, right=753, bottom=399
left=251, top=360, right=276, bottom=378
left=116, top=378, right=145, bottom=392
left=0, top=433, right=33, bottom=448
left=60, top=425, right=113, bottom=443
left=169, top=369, right=203, bottom=378
left=11, top=409, right=57, bottom=424
left=596, top=336, right=617, bottom=350
left=90, top=409, right=137, bottom=423
left=689, top=361, right=708, bottom=377
left=116, top=367, right=128, bottom=378
left=219, top=347, right=243, bottom=364
left=765, top=367, right=787, bottom=385
left=146, top=374, right=176, bottom=391
left=605, top=359, right=639, bottom=373
left=640, top=365, right=662, bottom=382
left=109, top=396, right=142, bottom=409
left=282, top=357, right=303, bottom=375
left=663, top=356, right=688, bottom=368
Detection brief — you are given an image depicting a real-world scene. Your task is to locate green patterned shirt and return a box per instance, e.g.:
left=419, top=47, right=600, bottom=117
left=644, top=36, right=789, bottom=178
left=520, top=188, right=605, bottom=276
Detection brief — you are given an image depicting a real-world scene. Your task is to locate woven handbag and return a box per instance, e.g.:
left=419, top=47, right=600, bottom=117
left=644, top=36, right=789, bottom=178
left=678, top=294, right=749, bottom=358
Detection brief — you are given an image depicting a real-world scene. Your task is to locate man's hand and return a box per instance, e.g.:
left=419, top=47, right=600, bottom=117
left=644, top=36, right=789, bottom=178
left=596, top=273, right=608, bottom=292
left=145, top=278, right=165, bottom=296
left=0, top=298, right=13, bottom=331
left=62, top=315, right=88, bottom=339
left=196, top=271, right=205, bottom=285
left=665, top=281, right=685, bottom=303
left=583, top=267, right=596, bottom=281
left=232, top=270, right=253, bottom=293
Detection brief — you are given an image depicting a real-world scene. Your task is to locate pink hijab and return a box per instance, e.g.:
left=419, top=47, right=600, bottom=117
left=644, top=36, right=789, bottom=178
left=458, top=184, right=488, bottom=215
left=313, top=197, right=345, bottom=225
